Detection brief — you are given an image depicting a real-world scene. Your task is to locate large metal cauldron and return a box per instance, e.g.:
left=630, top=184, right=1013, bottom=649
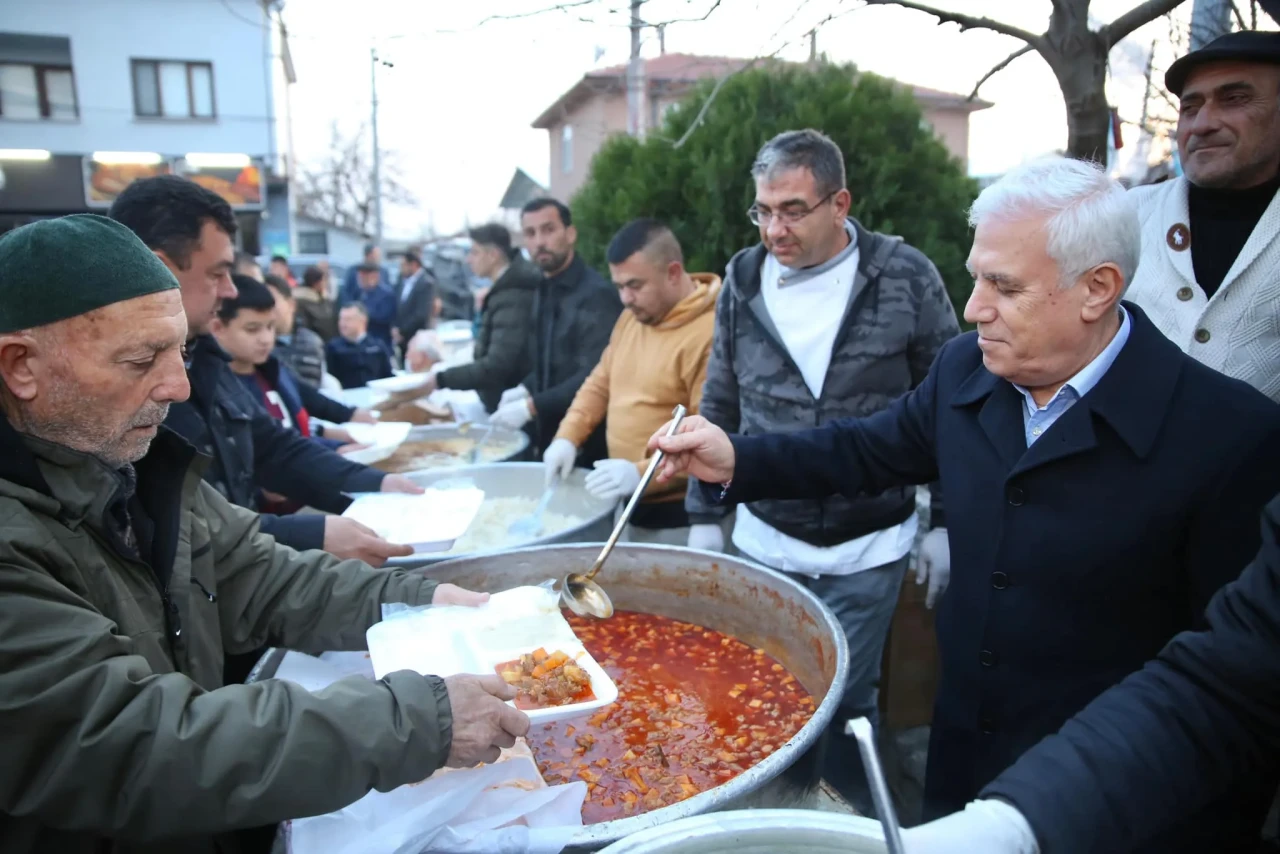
left=598, top=809, right=886, bottom=852
left=428, top=543, right=850, bottom=852
left=386, top=463, right=615, bottom=567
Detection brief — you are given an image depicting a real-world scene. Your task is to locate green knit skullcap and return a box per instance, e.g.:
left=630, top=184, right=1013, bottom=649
left=0, top=213, right=179, bottom=334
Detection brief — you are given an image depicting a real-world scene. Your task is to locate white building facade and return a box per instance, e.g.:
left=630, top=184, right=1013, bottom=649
left=0, top=0, right=282, bottom=249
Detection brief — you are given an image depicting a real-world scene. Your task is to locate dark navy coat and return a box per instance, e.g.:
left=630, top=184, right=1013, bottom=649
left=716, top=304, right=1280, bottom=852
left=325, top=335, right=394, bottom=390
left=165, top=336, right=384, bottom=551
left=984, top=493, right=1280, bottom=852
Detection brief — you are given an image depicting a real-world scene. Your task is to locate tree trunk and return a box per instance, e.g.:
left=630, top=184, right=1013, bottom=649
left=1044, top=22, right=1112, bottom=163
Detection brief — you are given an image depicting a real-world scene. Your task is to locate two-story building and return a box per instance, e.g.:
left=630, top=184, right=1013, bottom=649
left=0, top=0, right=281, bottom=250
left=533, top=52, right=992, bottom=201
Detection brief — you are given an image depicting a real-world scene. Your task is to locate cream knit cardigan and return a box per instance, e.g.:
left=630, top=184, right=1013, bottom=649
left=1126, top=176, right=1280, bottom=402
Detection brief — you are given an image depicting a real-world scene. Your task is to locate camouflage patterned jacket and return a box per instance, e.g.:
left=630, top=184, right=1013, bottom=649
left=687, top=218, right=959, bottom=545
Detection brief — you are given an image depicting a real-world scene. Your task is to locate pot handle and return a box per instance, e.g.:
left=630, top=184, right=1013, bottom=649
left=845, top=717, right=906, bottom=854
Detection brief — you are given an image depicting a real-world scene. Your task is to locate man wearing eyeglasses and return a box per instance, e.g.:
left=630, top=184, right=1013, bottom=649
left=684, top=128, right=960, bottom=813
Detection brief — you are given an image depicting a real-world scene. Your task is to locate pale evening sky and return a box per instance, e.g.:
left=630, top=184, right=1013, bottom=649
left=273, top=0, right=1204, bottom=238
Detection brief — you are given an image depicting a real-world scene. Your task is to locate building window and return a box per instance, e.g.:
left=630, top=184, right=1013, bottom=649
left=0, top=63, right=76, bottom=119
left=561, top=124, right=574, bottom=175
left=0, top=33, right=77, bottom=120
left=131, top=59, right=215, bottom=119
left=297, top=231, right=328, bottom=255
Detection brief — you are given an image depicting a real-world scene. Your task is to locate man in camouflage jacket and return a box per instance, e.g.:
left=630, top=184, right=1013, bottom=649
left=685, top=129, right=959, bottom=813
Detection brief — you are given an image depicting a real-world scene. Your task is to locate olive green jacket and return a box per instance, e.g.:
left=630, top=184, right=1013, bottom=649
left=0, top=420, right=451, bottom=853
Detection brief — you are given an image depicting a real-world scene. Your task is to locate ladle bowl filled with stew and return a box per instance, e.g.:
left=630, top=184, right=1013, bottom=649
left=428, top=543, right=849, bottom=852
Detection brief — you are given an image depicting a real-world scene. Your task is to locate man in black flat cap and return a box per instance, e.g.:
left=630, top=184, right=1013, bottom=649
left=1126, top=30, right=1280, bottom=403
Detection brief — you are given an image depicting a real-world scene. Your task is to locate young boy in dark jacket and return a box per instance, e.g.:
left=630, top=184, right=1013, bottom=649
left=213, top=276, right=376, bottom=454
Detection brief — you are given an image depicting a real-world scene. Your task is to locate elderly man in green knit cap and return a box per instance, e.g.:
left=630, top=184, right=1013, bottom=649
left=0, top=215, right=529, bottom=853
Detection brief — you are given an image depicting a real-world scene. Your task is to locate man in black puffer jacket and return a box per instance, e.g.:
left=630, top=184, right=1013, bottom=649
left=489, top=199, right=622, bottom=466
left=422, top=224, right=539, bottom=413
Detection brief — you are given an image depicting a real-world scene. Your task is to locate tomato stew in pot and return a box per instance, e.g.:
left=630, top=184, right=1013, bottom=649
left=530, top=611, right=815, bottom=824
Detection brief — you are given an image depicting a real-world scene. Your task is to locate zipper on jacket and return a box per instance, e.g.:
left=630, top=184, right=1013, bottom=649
left=192, top=577, right=217, bottom=603
left=88, top=528, right=183, bottom=654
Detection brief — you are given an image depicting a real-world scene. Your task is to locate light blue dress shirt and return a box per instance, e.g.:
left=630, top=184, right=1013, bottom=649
left=1013, top=307, right=1132, bottom=446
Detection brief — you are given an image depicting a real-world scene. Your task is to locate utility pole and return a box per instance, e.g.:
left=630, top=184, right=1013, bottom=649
left=370, top=47, right=384, bottom=249
left=626, top=0, right=646, bottom=137
left=1189, top=0, right=1232, bottom=49
left=809, top=28, right=818, bottom=63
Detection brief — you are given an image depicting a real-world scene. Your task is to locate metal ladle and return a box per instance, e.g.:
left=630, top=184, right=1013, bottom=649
left=559, top=404, right=687, bottom=619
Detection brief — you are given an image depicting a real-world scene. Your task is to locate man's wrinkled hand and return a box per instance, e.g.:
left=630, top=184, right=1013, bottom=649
left=381, top=474, right=425, bottom=494
left=646, top=415, right=736, bottom=485
left=432, top=583, right=490, bottom=607
left=322, top=516, right=413, bottom=567
left=350, top=408, right=378, bottom=424
left=444, top=674, right=531, bottom=767
left=336, top=442, right=371, bottom=455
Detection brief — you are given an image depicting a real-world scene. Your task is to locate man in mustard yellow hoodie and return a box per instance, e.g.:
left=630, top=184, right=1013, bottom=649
left=544, top=219, right=721, bottom=544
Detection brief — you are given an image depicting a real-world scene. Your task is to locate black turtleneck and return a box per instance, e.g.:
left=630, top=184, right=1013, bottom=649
left=1188, top=172, right=1280, bottom=299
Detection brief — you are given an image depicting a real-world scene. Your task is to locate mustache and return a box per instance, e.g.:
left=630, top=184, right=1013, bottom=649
left=128, top=403, right=170, bottom=430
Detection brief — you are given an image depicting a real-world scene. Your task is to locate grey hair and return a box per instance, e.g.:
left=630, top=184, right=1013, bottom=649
left=969, top=155, right=1140, bottom=293
left=751, top=129, right=847, bottom=196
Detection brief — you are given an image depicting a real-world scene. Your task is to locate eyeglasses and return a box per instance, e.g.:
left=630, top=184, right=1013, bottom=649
left=746, top=190, right=838, bottom=227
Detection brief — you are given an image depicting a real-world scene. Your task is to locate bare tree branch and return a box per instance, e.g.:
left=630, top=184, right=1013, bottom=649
left=473, top=0, right=605, bottom=25
left=1230, top=1, right=1248, bottom=28
left=641, top=0, right=723, bottom=26
left=860, top=0, right=1045, bottom=49
left=668, top=0, right=858, bottom=148
left=968, top=43, right=1034, bottom=101
left=296, top=121, right=415, bottom=236
left=1102, top=0, right=1188, bottom=46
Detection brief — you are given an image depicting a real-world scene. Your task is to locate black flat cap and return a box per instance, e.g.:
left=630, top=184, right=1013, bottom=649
left=1166, top=30, right=1280, bottom=96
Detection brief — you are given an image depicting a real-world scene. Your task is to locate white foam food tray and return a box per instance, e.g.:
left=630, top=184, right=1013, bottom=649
left=483, top=644, right=618, bottom=724
left=341, top=487, right=484, bottom=553
left=366, top=586, right=618, bottom=723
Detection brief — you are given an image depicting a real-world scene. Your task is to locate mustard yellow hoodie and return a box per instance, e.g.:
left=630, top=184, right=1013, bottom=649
left=555, top=273, right=722, bottom=504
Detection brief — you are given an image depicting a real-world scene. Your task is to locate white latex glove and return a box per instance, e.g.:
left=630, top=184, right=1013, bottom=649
left=543, top=438, right=578, bottom=487
left=917, top=527, right=951, bottom=609
left=490, top=398, right=532, bottom=430
left=498, top=385, right=530, bottom=408
left=686, top=523, right=725, bottom=552
left=584, top=458, right=642, bottom=503
left=903, top=799, right=1039, bottom=854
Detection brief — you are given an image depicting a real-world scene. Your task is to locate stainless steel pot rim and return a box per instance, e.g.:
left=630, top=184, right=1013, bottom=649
left=596, top=809, right=886, bottom=852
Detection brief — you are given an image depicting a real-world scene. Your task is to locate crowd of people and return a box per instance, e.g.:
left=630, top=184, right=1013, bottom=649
left=0, top=28, right=1276, bottom=854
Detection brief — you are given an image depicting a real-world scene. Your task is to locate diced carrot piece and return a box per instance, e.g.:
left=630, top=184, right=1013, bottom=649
left=532, top=648, right=548, bottom=664
left=530, top=665, right=547, bottom=679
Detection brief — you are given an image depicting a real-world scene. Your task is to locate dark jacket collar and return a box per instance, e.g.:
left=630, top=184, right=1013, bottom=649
left=950, top=302, right=1181, bottom=460
left=0, top=410, right=199, bottom=524
left=0, top=411, right=53, bottom=497
left=545, top=252, right=588, bottom=290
